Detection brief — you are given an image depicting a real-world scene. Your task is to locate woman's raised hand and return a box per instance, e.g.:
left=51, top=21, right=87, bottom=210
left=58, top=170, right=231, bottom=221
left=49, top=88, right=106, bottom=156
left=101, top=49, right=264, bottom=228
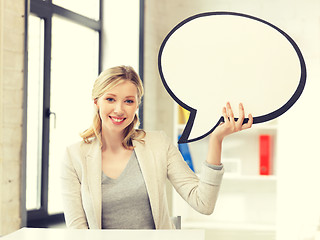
left=210, top=102, right=253, bottom=143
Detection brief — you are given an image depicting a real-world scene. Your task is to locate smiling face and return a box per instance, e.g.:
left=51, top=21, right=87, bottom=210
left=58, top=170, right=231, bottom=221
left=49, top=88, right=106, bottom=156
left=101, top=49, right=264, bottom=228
left=95, top=80, right=139, bottom=136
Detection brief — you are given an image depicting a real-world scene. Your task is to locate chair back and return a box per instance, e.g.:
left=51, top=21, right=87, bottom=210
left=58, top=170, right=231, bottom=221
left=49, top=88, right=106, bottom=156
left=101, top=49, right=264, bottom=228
left=171, top=216, right=181, bottom=229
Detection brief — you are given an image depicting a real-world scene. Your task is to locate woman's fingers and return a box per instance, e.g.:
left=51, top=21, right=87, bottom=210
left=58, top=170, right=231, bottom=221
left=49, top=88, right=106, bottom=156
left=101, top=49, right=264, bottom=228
left=236, top=103, right=245, bottom=129
left=223, top=102, right=252, bottom=132
left=226, top=102, right=235, bottom=124
left=222, top=106, right=228, bottom=123
left=241, top=113, right=253, bottom=130
left=213, top=102, right=252, bottom=141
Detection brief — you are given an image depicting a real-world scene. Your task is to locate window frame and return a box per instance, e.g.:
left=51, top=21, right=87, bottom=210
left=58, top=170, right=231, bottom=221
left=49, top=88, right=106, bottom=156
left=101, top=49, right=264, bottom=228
left=24, top=0, right=103, bottom=226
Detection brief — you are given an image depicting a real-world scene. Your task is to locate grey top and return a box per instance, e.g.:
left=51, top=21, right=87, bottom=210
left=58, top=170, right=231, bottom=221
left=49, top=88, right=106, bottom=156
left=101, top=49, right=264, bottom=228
left=101, top=151, right=156, bottom=229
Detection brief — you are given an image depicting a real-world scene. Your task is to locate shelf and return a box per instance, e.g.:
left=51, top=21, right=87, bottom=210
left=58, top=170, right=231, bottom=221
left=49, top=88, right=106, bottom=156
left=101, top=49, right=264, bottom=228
left=194, top=173, right=276, bottom=182
left=220, top=175, right=277, bottom=193
left=223, top=175, right=277, bottom=182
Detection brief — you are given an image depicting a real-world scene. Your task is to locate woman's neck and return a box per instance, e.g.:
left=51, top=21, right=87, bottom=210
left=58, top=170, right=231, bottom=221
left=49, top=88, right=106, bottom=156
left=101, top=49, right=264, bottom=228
left=101, top=129, right=125, bottom=152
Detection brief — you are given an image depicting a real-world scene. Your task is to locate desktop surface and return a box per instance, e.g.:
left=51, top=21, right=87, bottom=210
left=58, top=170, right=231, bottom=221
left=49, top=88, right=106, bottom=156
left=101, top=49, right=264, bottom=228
left=1, top=227, right=205, bottom=240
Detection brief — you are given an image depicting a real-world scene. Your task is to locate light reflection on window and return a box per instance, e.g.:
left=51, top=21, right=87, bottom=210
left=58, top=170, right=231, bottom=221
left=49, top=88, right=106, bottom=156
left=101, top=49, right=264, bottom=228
left=26, top=15, right=44, bottom=211
left=48, top=15, right=99, bottom=214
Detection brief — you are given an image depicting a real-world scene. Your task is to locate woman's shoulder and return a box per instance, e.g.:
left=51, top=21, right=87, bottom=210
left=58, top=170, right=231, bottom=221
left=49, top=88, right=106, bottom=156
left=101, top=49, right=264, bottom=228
left=142, top=130, right=173, bottom=146
left=66, top=137, right=99, bottom=153
left=143, top=130, right=167, bottom=138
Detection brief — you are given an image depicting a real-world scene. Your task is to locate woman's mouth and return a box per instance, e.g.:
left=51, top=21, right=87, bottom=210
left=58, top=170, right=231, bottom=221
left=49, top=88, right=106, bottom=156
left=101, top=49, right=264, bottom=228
left=109, top=116, right=126, bottom=124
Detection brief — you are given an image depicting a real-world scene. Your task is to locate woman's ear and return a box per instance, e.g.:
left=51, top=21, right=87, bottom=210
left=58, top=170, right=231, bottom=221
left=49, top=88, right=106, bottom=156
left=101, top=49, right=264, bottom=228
left=94, top=99, right=99, bottom=113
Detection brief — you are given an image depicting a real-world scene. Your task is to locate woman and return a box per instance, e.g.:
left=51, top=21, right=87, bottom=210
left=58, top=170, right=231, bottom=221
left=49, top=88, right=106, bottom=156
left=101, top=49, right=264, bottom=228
left=60, top=65, right=253, bottom=229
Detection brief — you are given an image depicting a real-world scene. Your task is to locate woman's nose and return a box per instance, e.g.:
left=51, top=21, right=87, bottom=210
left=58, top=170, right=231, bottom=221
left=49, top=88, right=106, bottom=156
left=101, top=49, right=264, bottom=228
left=114, top=102, right=124, bottom=115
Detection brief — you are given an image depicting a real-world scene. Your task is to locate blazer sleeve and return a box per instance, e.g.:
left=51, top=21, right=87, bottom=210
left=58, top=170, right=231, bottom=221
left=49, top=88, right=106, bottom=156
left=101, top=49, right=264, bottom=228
left=60, top=146, right=89, bottom=229
left=164, top=132, right=224, bottom=215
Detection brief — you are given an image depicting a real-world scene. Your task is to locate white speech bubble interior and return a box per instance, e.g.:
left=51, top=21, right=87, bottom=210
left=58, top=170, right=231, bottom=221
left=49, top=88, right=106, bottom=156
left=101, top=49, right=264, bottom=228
left=159, top=12, right=306, bottom=143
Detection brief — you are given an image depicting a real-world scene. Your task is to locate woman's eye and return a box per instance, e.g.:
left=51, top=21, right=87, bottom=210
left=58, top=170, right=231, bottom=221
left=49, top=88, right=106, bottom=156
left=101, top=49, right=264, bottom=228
left=106, top=98, right=115, bottom=102
left=125, top=100, right=134, bottom=104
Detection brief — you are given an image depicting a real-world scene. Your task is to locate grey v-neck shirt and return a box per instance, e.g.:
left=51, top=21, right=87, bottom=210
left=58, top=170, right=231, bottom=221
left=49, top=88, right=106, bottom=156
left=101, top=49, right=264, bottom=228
left=101, top=151, right=156, bottom=229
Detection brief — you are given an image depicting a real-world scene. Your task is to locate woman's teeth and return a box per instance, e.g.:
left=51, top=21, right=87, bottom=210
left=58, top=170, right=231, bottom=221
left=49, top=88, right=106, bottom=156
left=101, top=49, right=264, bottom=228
left=111, top=117, right=124, bottom=122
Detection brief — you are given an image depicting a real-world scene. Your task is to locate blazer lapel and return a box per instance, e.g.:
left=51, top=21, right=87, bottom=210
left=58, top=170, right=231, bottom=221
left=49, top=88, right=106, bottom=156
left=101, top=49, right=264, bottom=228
left=85, top=139, right=102, bottom=229
left=133, top=140, right=160, bottom=228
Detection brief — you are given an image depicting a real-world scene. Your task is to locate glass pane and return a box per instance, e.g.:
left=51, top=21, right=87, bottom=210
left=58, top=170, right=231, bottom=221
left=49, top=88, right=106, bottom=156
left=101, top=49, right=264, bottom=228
left=26, top=15, right=44, bottom=210
left=102, top=0, right=140, bottom=71
left=53, top=0, right=100, bottom=20
left=48, top=15, right=99, bottom=214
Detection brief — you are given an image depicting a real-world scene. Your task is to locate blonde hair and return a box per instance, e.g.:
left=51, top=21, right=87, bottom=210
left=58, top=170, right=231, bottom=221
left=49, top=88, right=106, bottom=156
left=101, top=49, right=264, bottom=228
left=80, top=65, right=145, bottom=149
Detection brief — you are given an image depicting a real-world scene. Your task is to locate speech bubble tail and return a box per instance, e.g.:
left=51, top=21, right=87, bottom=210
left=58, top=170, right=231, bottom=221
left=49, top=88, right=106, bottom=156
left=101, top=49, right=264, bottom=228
left=178, top=113, right=224, bottom=144
left=178, top=114, right=255, bottom=144
left=178, top=109, right=196, bottom=144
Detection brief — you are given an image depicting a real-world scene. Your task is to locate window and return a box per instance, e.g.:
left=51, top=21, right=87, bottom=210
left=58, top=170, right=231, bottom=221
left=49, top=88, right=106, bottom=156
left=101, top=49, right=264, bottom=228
left=26, top=0, right=101, bottom=225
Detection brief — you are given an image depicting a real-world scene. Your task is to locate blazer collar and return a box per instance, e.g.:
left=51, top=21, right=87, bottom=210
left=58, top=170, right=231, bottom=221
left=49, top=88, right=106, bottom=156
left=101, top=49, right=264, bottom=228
left=133, top=139, right=160, bottom=229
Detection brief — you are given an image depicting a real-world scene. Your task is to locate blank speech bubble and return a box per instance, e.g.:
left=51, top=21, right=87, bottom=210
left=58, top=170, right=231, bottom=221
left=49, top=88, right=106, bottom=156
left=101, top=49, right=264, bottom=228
left=158, top=12, right=306, bottom=143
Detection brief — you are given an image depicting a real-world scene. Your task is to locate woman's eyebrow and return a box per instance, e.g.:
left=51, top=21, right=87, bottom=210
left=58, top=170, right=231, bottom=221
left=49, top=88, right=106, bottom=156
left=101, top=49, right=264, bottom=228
left=104, top=93, right=116, bottom=97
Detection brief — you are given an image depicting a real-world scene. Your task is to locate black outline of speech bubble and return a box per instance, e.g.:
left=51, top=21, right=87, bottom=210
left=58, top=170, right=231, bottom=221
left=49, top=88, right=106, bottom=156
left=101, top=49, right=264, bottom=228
left=158, top=11, right=307, bottom=144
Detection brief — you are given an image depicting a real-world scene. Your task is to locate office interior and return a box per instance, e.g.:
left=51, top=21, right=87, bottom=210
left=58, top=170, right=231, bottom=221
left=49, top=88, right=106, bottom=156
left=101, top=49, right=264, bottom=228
left=0, top=0, right=320, bottom=239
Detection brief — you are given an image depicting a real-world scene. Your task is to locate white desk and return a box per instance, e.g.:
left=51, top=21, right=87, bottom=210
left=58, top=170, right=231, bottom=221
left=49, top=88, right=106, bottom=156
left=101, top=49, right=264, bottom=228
left=1, top=228, right=205, bottom=240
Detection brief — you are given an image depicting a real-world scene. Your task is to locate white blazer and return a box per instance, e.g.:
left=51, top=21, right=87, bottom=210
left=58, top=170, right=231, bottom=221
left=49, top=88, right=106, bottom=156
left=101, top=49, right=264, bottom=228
left=60, top=131, right=224, bottom=229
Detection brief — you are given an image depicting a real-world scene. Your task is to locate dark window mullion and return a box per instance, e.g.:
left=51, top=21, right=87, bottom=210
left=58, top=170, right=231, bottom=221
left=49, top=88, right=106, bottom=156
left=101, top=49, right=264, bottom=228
left=52, top=4, right=101, bottom=31
left=30, top=0, right=52, bottom=18
left=31, top=0, right=101, bottom=30
left=40, top=16, right=52, bottom=216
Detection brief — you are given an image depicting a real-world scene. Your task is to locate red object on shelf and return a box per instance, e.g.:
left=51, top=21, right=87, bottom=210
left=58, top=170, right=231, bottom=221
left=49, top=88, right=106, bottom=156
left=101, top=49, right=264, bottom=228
left=259, top=135, right=272, bottom=175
